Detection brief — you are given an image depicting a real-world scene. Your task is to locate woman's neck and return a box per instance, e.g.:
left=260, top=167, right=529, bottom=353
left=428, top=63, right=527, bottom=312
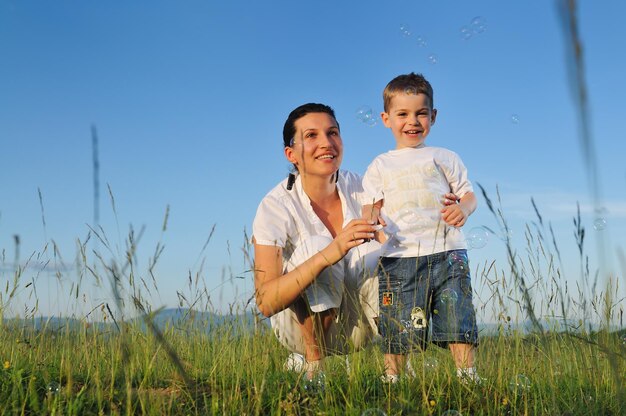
left=300, top=172, right=338, bottom=207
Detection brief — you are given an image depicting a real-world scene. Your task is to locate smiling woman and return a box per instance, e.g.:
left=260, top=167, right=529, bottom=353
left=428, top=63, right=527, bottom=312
left=252, top=103, right=382, bottom=382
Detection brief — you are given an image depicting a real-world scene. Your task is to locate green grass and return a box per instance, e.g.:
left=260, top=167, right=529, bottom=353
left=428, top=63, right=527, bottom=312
left=0, top=315, right=624, bottom=415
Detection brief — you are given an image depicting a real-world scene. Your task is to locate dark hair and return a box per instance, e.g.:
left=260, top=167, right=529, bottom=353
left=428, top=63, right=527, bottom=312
left=282, top=103, right=339, bottom=148
left=383, top=72, right=434, bottom=112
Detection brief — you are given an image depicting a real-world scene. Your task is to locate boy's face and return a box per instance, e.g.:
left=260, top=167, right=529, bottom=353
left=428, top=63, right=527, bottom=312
left=381, top=93, right=437, bottom=149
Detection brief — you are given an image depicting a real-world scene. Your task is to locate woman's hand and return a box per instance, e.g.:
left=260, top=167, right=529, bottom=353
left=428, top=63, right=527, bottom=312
left=442, top=193, right=460, bottom=206
left=321, top=219, right=378, bottom=265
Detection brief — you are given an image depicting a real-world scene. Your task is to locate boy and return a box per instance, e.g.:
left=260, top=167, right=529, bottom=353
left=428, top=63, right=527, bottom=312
left=362, top=73, right=480, bottom=383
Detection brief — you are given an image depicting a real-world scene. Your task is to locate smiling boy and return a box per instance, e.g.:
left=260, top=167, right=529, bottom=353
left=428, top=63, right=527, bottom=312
left=362, top=72, right=481, bottom=383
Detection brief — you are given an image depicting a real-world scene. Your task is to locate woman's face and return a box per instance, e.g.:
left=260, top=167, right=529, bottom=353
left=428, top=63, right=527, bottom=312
left=285, top=112, right=343, bottom=178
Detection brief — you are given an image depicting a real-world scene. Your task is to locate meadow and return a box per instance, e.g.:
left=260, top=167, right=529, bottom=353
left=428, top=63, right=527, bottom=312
left=1, top=186, right=624, bottom=415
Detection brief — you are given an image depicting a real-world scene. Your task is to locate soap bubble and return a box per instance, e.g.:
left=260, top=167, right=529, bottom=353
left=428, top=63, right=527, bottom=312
left=364, top=117, right=377, bottom=127
left=424, top=357, right=439, bottom=371
left=593, top=218, right=606, bottom=231
left=399, top=24, right=411, bottom=37
left=356, top=105, right=373, bottom=121
left=511, top=114, right=520, bottom=124
left=356, top=105, right=378, bottom=127
left=509, top=374, right=532, bottom=391
left=460, top=25, right=473, bottom=40
left=416, top=35, right=427, bottom=47
left=398, top=205, right=420, bottom=225
left=471, top=16, right=487, bottom=34
left=447, top=251, right=466, bottom=268
left=47, top=381, right=60, bottom=395
left=440, top=288, right=459, bottom=305
left=427, top=53, right=438, bottom=64
left=466, top=227, right=489, bottom=249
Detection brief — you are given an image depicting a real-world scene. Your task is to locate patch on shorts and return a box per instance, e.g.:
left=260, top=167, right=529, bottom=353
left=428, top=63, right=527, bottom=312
left=382, top=291, right=394, bottom=306
left=411, top=307, right=427, bottom=329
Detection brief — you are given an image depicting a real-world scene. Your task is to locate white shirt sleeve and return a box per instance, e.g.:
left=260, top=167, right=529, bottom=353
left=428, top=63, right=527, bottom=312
left=440, top=151, right=473, bottom=198
left=362, top=159, right=385, bottom=205
left=252, top=194, right=294, bottom=247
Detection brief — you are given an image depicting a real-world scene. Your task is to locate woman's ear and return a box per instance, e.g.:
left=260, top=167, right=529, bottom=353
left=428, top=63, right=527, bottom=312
left=284, top=146, right=298, bottom=165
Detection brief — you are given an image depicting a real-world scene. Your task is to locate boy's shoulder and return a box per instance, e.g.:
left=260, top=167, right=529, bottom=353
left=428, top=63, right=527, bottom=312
left=426, top=145, right=461, bottom=157
left=374, top=145, right=461, bottom=158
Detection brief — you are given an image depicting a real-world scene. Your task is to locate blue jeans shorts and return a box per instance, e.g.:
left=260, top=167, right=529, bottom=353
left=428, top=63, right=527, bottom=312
left=377, top=249, right=478, bottom=354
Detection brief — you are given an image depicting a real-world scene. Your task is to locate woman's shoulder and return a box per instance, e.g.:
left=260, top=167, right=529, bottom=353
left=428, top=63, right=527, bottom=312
left=258, top=177, right=293, bottom=207
left=338, top=169, right=363, bottom=184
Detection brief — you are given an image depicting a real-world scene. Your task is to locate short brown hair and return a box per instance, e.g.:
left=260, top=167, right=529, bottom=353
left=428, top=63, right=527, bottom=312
left=383, top=72, right=434, bottom=112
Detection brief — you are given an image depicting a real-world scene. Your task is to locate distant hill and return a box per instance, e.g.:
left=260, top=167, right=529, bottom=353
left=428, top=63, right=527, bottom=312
left=2, top=308, right=267, bottom=334
left=3, top=311, right=621, bottom=338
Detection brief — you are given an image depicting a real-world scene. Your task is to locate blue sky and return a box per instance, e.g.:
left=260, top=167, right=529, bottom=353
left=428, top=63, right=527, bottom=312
left=1, top=0, right=624, bottom=323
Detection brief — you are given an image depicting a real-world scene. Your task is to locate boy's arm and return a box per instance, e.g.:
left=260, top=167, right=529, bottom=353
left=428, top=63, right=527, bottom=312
left=441, top=192, right=476, bottom=227
left=361, top=199, right=386, bottom=243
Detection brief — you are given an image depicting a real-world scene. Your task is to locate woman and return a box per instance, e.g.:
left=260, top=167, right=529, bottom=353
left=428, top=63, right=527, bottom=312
left=252, top=103, right=381, bottom=380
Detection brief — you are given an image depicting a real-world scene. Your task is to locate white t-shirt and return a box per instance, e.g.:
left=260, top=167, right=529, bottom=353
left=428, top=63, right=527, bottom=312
left=362, top=145, right=473, bottom=257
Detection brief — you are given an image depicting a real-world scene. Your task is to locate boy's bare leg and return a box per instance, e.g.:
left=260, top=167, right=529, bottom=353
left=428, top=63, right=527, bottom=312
left=384, top=353, right=406, bottom=376
left=449, top=343, right=475, bottom=369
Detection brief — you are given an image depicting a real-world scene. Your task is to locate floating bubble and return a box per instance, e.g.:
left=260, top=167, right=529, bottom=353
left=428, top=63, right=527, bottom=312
left=364, top=117, right=378, bottom=127
left=424, top=357, right=439, bottom=371
left=427, top=53, right=438, bottom=64
left=440, top=288, right=459, bottom=305
left=593, top=218, right=607, bottom=231
left=460, top=25, right=473, bottom=40
left=356, top=105, right=378, bottom=127
left=362, top=409, right=387, bottom=416
left=621, top=334, right=626, bottom=345
left=398, top=202, right=427, bottom=227
left=416, top=35, right=427, bottom=47
left=47, top=381, right=60, bottom=395
left=466, top=227, right=489, bottom=249
left=509, top=374, right=531, bottom=391
left=447, top=251, right=465, bottom=268
left=356, top=105, right=373, bottom=121
left=399, top=24, right=411, bottom=37
left=511, top=114, right=520, bottom=124
left=471, top=16, right=487, bottom=34
left=442, top=411, right=462, bottom=416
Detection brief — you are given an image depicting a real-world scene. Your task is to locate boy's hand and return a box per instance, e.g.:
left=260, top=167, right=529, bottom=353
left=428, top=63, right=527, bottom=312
left=440, top=192, right=476, bottom=227
left=441, top=204, right=469, bottom=227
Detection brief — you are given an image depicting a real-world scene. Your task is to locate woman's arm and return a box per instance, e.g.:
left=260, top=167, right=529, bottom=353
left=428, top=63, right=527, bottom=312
left=254, top=219, right=377, bottom=317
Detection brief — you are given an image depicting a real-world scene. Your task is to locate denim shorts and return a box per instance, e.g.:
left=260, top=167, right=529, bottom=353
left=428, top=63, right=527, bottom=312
left=377, top=250, right=478, bottom=354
